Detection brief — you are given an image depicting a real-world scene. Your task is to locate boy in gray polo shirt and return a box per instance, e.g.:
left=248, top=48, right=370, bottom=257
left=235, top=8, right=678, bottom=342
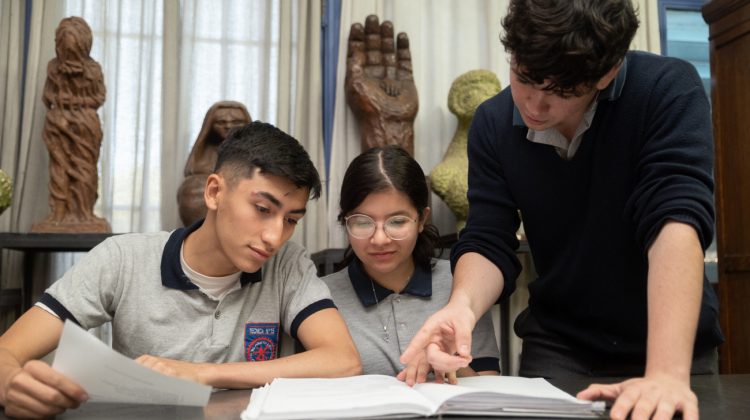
left=0, top=122, right=361, bottom=418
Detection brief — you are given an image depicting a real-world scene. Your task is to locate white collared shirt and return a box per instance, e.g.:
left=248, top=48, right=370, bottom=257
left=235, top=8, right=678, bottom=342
left=526, top=99, right=599, bottom=160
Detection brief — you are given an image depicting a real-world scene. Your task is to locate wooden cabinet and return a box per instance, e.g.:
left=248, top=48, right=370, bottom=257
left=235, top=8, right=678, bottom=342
left=702, top=0, right=750, bottom=373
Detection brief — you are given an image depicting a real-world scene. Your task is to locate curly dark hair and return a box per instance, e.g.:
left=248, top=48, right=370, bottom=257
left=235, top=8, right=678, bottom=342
left=337, top=146, right=440, bottom=271
left=501, top=0, right=639, bottom=95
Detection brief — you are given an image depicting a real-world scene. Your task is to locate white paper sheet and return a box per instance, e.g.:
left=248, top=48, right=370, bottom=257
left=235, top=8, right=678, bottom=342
left=52, top=320, right=211, bottom=407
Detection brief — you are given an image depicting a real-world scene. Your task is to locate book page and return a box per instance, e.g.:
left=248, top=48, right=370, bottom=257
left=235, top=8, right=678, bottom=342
left=413, top=376, right=604, bottom=417
left=413, top=376, right=577, bottom=408
left=456, top=376, right=580, bottom=400
left=244, top=375, right=438, bottom=419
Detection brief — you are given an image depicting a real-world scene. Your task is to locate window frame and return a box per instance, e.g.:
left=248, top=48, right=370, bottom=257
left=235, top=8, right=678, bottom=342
left=658, top=0, right=707, bottom=54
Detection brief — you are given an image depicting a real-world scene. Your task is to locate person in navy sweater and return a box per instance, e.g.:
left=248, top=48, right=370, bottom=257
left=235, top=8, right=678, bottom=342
left=402, top=1, right=723, bottom=419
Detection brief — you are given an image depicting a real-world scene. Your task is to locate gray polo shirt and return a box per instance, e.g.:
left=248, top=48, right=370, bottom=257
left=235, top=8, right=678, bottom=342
left=323, top=258, right=500, bottom=376
left=39, top=221, right=334, bottom=363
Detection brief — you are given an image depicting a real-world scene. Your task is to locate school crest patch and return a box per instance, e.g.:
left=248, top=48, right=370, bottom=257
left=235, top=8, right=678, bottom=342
left=244, top=323, right=279, bottom=361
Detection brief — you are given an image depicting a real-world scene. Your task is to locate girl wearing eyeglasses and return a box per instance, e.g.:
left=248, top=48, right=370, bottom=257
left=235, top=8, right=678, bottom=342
left=322, top=146, right=500, bottom=385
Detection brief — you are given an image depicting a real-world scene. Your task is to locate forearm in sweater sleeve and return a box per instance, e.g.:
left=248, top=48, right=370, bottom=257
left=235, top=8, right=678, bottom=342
left=451, top=103, right=522, bottom=302
left=626, top=59, right=715, bottom=252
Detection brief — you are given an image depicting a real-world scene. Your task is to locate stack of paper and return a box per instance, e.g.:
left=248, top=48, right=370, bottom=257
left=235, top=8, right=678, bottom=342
left=242, top=374, right=606, bottom=419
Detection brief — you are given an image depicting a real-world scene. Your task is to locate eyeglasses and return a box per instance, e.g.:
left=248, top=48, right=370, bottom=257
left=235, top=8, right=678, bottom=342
left=344, top=214, right=418, bottom=240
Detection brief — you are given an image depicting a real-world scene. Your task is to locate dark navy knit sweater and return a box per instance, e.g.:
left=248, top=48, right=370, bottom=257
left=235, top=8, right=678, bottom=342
left=452, top=51, right=724, bottom=359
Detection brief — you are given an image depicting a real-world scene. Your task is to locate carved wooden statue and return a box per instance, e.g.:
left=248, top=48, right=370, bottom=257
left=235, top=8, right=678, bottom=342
left=177, top=101, right=251, bottom=226
left=345, top=15, right=418, bottom=156
left=430, top=70, right=501, bottom=232
left=32, top=17, right=110, bottom=233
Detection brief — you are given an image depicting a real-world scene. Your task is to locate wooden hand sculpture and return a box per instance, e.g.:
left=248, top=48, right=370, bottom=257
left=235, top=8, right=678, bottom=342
left=345, top=15, right=418, bottom=156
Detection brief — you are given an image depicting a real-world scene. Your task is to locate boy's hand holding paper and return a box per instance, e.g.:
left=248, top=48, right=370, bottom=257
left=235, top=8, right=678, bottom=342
left=52, top=320, right=211, bottom=407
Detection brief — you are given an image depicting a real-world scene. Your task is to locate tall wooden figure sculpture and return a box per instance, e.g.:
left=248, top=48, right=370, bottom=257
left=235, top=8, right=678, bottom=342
left=345, top=15, right=418, bottom=155
left=177, top=101, right=251, bottom=226
left=32, top=17, right=110, bottom=233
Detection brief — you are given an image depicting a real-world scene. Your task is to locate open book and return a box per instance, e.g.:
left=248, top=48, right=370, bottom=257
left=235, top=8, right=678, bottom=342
left=242, top=374, right=606, bottom=419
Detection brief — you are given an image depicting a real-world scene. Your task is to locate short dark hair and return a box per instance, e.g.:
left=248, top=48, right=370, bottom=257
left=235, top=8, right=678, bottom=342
left=338, top=146, right=439, bottom=270
left=501, top=0, right=639, bottom=94
left=214, top=121, right=321, bottom=200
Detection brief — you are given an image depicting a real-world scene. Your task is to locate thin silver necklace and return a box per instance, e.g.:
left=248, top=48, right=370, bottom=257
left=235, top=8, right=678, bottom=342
left=370, top=278, right=394, bottom=342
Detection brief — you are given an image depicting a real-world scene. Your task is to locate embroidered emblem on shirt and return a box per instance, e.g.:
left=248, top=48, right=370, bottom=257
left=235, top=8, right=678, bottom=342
left=244, top=323, right=279, bottom=361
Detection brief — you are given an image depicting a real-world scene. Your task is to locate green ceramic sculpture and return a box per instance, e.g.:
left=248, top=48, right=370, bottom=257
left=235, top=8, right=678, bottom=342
left=0, top=169, right=12, bottom=215
left=430, top=70, right=501, bottom=232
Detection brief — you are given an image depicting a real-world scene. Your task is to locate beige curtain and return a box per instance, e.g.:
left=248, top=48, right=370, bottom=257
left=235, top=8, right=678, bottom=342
left=162, top=0, right=325, bottom=254
left=160, top=0, right=180, bottom=229
left=0, top=0, right=63, bottom=328
left=632, top=0, right=662, bottom=54
left=278, top=0, right=328, bottom=253
left=10, top=0, right=61, bottom=235
left=0, top=0, right=24, bottom=212
left=275, top=0, right=325, bottom=350
left=163, top=0, right=286, bottom=230
left=0, top=0, right=26, bottom=327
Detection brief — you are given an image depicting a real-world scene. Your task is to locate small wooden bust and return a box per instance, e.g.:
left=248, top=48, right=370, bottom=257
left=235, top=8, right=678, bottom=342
left=430, top=70, right=501, bottom=232
left=177, top=101, right=251, bottom=226
left=32, top=16, right=110, bottom=233
left=345, top=15, right=418, bottom=156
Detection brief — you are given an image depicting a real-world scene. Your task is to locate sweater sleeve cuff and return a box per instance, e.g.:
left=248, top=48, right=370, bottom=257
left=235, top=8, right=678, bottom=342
left=644, top=213, right=711, bottom=251
left=469, top=357, right=501, bottom=374
left=450, top=247, right=521, bottom=303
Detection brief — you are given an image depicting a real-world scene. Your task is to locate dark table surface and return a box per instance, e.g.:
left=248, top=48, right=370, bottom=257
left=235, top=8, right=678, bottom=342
left=547, top=374, right=750, bottom=420
left=0, top=232, right=120, bottom=311
left=0, top=374, right=747, bottom=419
left=0, top=232, right=117, bottom=252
